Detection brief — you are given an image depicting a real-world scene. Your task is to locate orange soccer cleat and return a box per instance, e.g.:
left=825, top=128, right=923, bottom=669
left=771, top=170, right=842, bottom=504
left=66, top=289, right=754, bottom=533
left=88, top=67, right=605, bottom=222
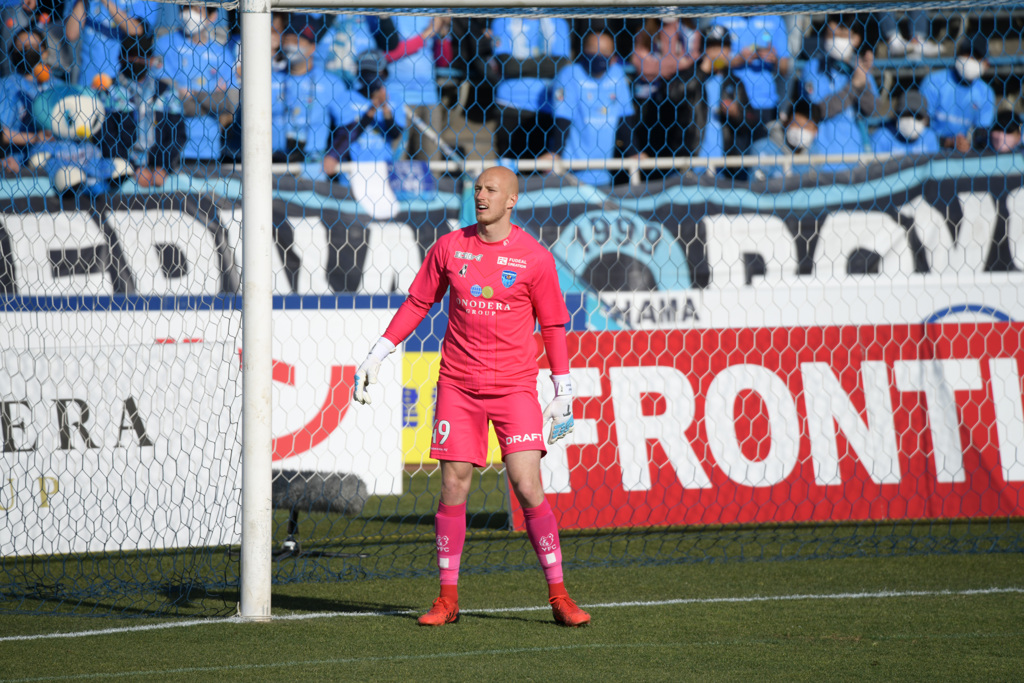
left=417, top=596, right=460, bottom=626
left=550, top=595, right=591, bottom=627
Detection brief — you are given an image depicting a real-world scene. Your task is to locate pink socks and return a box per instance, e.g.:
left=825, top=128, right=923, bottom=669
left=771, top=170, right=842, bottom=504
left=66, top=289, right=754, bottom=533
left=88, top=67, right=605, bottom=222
left=434, top=501, right=466, bottom=588
left=523, top=499, right=564, bottom=585
left=434, top=499, right=565, bottom=595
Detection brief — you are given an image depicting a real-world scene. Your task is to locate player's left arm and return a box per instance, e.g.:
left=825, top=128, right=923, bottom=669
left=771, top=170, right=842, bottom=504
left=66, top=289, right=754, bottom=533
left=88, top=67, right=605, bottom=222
left=540, top=323, right=574, bottom=444
left=533, top=252, right=574, bottom=444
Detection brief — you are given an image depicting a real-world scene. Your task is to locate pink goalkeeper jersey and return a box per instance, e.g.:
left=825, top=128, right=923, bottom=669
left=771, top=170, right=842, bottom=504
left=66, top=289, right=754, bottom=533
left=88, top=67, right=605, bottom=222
left=385, top=224, right=570, bottom=393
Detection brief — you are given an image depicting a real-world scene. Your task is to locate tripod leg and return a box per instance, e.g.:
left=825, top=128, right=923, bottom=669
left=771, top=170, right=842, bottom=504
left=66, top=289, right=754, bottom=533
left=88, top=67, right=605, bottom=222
left=279, top=509, right=301, bottom=556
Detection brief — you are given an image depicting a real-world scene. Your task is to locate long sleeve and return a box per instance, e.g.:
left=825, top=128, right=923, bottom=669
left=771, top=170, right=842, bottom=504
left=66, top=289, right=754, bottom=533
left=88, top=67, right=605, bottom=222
left=854, top=81, right=877, bottom=118
left=325, top=116, right=373, bottom=161
left=540, top=323, right=570, bottom=376
left=814, top=83, right=854, bottom=120
left=385, top=34, right=427, bottom=62
left=151, top=110, right=185, bottom=170
left=383, top=240, right=450, bottom=345
left=382, top=294, right=435, bottom=345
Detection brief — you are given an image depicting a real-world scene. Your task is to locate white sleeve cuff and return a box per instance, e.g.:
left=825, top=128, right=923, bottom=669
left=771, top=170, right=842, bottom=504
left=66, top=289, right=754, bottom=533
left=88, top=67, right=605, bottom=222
left=551, top=373, right=573, bottom=397
left=369, top=337, right=397, bottom=362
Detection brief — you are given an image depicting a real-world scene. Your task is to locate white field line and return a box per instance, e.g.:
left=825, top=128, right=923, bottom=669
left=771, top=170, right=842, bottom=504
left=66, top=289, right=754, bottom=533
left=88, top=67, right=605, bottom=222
left=1, top=585, right=1022, bottom=644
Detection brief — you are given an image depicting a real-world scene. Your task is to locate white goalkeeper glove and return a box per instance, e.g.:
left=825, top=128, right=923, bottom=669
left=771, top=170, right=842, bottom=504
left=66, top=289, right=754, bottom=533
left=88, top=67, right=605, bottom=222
left=353, top=337, right=396, bottom=405
left=542, top=374, right=575, bottom=445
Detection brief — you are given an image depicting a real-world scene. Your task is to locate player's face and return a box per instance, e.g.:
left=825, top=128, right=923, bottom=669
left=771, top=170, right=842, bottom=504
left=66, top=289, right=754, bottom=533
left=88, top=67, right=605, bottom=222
left=474, top=171, right=517, bottom=225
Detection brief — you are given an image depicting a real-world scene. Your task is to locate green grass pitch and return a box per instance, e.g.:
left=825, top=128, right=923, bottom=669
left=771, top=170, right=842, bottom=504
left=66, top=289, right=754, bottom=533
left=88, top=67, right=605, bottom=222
left=1, top=552, right=1022, bottom=681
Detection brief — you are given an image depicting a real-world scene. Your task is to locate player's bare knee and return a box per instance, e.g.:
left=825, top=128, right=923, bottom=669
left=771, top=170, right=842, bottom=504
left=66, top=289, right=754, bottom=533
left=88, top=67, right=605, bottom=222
left=508, top=475, right=545, bottom=509
left=440, top=481, right=471, bottom=506
left=439, top=462, right=473, bottom=505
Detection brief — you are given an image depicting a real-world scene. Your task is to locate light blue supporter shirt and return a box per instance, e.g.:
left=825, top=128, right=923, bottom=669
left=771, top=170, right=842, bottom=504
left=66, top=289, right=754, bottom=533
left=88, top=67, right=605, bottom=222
left=711, top=15, right=789, bottom=110
left=349, top=93, right=407, bottom=162
left=920, top=68, right=996, bottom=140
left=548, top=61, right=633, bottom=186
left=271, top=64, right=361, bottom=158
left=700, top=74, right=726, bottom=159
left=105, top=75, right=183, bottom=166
left=153, top=31, right=235, bottom=160
left=65, top=0, right=161, bottom=87
left=491, top=17, right=571, bottom=112
left=0, top=74, right=54, bottom=163
left=870, top=124, right=941, bottom=157
left=802, top=57, right=878, bottom=170
left=321, top=13, right=376, bottom=84
left=750, top=135, right=809, bottom=178
left=370, top=15, right=438, bottom=107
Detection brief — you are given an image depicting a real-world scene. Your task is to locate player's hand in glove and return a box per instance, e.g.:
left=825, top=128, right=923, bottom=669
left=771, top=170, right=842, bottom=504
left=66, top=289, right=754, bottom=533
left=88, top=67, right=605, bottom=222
left=543, top=374, right=575, bottom=444
left=353, top=338, right=396, bottom=405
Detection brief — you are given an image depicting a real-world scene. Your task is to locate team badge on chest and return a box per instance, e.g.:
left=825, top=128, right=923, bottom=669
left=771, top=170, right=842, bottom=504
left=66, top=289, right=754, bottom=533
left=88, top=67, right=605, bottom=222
left=501, top=269, right=517, bottom=288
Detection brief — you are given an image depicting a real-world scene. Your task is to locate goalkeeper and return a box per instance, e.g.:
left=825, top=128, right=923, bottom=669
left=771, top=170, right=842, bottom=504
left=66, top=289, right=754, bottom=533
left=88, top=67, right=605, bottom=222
left=353, top=166, right=589, bottom=627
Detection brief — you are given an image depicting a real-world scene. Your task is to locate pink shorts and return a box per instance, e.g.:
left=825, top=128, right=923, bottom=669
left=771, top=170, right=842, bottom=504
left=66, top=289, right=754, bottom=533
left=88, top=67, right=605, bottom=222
left=430, top=382, right=546, bottom=467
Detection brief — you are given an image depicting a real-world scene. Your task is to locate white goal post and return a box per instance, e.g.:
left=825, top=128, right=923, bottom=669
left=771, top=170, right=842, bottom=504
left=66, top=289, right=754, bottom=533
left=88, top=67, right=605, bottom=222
left=239, top=0, right=273, bottom=622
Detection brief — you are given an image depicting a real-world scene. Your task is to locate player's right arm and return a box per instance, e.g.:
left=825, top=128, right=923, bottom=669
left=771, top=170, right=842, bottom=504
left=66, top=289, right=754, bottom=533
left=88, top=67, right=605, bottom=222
left=353, top=238, right=451, bottom=405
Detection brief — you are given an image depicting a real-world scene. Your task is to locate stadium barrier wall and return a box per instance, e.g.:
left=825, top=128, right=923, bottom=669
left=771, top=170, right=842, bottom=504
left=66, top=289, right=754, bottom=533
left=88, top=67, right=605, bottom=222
left=2, top=157, right=1023, bottom=555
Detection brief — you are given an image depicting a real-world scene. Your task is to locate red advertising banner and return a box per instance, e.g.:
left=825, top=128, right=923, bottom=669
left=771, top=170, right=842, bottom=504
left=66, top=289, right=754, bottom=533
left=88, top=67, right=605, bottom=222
left=514, top=323, right=1024, bottom=530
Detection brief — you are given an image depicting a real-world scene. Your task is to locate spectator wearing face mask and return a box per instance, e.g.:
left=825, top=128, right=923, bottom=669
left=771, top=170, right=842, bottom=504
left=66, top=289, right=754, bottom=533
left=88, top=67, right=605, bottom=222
left=750, top=97, right=815, bottom=179
left=920, top=34, right=995, bottom=153
left=270, top=16, right=362, bottom=169
left=1, top=0, right=62, bottom=78
left=870, top=90, right=939, bottom=157
left=800, top=14, right=877, bottom=170
left=321, top=49, right=406, bottom=173
left=153, top=4, right=235, bottom=161
left=0, top=27, right=56, bottom=172
left=100, top=31, right=185, bottom=188
left=540, top=31, right=635, bottom=186
left=64, top=0, right=161, bottom=88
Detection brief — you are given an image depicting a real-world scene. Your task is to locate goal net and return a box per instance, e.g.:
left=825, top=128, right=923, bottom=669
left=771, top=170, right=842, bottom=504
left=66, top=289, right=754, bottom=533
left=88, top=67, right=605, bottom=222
left=1, top=1, right=1022, bottom=616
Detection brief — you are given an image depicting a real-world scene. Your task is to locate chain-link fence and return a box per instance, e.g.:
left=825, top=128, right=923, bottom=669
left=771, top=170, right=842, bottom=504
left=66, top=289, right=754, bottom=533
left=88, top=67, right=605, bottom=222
left=2, top=3, right=1023, bottom=617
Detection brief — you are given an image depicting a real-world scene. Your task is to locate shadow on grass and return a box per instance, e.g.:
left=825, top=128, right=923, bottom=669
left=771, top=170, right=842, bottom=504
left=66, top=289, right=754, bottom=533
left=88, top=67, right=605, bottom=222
left=269, top=593, right=422, bottom=621
left=459, top=611, right=544, bottom=625
left=355, top=512, right=510, bottom=530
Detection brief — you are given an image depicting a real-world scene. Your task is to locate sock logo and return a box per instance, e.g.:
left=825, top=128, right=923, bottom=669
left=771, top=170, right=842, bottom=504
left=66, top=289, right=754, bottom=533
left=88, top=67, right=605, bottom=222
left=538, top=533, right=558, bottom=552
left=436, top=535, right=450, bottom=552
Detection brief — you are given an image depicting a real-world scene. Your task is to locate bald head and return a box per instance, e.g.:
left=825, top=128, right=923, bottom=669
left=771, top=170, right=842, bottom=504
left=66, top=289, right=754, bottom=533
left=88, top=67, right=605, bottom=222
left=478, top=166, right=519, bottom=195
left=473, top=167, right=520, bottom=236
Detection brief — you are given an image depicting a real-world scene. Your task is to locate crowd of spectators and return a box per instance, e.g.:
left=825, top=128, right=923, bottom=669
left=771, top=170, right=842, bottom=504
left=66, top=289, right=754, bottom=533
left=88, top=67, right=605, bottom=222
left=1, top=4, right=1023, bottom=189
